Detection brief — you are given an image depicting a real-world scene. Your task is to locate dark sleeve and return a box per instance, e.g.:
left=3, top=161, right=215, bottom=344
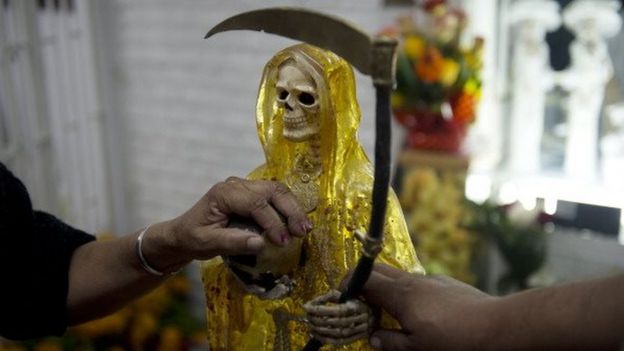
left=0, top=163, right=95, bottom=340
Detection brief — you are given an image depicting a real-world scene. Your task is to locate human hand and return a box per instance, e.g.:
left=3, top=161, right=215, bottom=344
left=143, top=177, right=311, bottom=273
left=350, top=264, right=497, bottom=351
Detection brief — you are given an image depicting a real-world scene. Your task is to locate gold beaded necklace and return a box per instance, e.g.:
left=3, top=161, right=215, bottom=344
left=286, top=152, right=322, bottom=213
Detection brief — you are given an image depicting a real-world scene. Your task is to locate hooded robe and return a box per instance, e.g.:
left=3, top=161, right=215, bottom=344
left=202, top=44, right=423, bottom=351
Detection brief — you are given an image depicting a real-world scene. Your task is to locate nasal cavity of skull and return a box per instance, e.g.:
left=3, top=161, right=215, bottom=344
left=278, top=90, right=294, bottom=111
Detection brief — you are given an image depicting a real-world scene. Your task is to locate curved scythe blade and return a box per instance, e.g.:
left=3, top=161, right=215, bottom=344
left=205, top=7, right=373, bottom=76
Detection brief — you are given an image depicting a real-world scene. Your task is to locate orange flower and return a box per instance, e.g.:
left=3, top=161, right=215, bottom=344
left=416, top=46, right=445, bottom=83
left=451, top=92, right=477, bottom=124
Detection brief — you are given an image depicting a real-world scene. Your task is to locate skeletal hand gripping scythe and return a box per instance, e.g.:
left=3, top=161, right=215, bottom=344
left=205, top=8, right=397, bottom=350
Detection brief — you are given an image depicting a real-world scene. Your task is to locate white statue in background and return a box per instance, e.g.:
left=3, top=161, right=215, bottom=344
left=601, top=102, right=624, bottom=187
left=508, top=0, right=561, bottom=174
left=559, top=0, right=622, bottom=180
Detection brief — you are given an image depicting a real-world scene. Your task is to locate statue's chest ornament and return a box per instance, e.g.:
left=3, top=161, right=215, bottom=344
left=286, top=153, right=322, bottom=213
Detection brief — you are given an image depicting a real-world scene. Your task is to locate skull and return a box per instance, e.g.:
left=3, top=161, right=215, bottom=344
left=224, top=215, right=303, bottom=300
left=276, top=62, right=321, bottom=142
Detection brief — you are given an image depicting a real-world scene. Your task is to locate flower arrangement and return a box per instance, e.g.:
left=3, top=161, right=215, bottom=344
left=382, top=0, right=484, bottom=152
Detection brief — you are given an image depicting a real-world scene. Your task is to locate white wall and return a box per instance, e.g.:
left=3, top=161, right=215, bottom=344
left=101, top=0, right=410, bottom=230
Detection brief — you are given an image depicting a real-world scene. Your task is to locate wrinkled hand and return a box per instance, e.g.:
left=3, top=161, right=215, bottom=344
left=304, top=290, right=374, bottom=346
left=350, top=264, right=496, bottom=351
left=144, top=177, right=310, bottom=273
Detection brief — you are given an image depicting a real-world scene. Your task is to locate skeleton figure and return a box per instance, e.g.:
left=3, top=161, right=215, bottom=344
left=202, top=44, right=423, bottom=351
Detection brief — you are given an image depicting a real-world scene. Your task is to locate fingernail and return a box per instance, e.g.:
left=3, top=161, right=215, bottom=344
left=246, top=236, right=264, bottom=251
left=370, top=336, right=381, bottom=349
left=280, top=233, right=290, bottom=246
left=303, top=220, right=313, bottom=233
left=299, top=221, right=310, bottom=234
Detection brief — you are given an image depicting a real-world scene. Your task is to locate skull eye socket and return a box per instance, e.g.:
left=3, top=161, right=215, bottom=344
left=298, top=92, right=316, bottom=106
left=278, top=90, right=289, bottom=101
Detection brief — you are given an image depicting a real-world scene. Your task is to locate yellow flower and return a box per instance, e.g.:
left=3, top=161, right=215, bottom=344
left=464, top=78, right=479, bottom=94
left=440, top=59, right=460, bottom=86
left=403, top=36, right=425, bottom=59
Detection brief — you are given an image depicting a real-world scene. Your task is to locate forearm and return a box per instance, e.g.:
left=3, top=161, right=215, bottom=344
left=66, top=220, right=188, bottom=324
left=65, top=179, right=309, bottom=325
left=485, top=274, right=624, bottom=351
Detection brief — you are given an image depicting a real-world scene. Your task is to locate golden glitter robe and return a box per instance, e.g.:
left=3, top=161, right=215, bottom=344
left=202, top=44, right=423, bottom=351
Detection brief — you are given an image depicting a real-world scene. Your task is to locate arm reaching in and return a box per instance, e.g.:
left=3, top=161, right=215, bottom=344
left=352, top=264, right=624, bottom=351
left=67, top=178, right=309, bottom=324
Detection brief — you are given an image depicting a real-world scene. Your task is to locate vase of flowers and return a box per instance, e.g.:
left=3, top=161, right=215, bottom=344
left=383, top=0, right=483, bottom=153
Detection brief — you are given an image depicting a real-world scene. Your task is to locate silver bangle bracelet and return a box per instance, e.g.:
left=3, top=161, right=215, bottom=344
left=136, top=225, right=166, bottom=276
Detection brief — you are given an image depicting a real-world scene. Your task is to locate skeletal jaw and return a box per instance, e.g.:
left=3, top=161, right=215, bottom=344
left=283, top=113, right=320, bottom=142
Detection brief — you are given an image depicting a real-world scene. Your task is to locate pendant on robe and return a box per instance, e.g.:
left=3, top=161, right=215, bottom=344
left=286, top=172, right=319, bottom=213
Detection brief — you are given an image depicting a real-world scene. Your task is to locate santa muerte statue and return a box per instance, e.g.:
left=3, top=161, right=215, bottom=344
left=201, top=8, right=424, bottom=351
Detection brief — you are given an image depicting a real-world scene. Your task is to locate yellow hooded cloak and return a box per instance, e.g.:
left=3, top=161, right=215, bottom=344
left=202, top=44, right=423, bottom=351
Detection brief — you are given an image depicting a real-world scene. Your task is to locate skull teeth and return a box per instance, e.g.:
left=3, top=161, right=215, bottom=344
left=284, top=115, right=308, bottom=125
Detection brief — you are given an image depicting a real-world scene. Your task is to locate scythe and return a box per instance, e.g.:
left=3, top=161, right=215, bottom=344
left=206, top=8, right=398, bottom=350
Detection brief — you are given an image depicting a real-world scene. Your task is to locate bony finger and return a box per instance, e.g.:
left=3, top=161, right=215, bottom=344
left=310, top=322, right=369, bottom=338
left=308, top=314, right=369, bottom=328
left=305, top=300, right=362, bottom=318
left=305, top=290, right=341, bottom=308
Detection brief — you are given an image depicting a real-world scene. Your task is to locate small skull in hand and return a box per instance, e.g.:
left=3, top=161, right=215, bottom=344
left=303, top=289, right=374, bottom=345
